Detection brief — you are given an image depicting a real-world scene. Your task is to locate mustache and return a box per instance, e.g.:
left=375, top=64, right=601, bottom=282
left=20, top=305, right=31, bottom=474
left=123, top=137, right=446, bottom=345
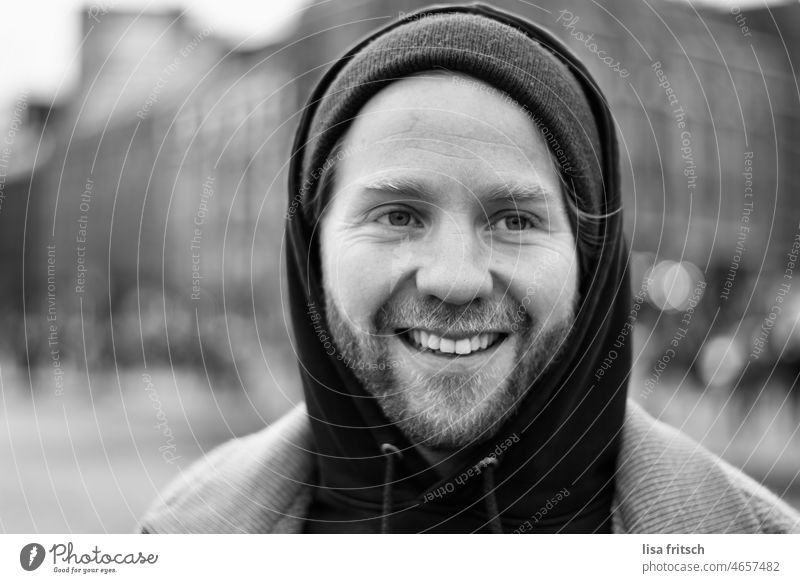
left=375, top=295, right=529, bottom=335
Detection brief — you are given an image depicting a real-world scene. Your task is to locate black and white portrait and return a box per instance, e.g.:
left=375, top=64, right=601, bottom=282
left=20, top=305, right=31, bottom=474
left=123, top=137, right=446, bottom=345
left=1, top=0, right=799, bottom=541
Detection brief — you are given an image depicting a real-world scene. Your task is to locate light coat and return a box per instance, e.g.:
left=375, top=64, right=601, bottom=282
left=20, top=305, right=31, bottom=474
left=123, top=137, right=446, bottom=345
left=139, top=400, right=800, bottom=534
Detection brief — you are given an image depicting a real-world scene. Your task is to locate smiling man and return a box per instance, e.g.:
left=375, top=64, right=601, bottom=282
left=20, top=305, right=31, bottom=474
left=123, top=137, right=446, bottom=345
left=320, top=70, right=579, bottom=454
left=140, top=4, right=800, bottom=534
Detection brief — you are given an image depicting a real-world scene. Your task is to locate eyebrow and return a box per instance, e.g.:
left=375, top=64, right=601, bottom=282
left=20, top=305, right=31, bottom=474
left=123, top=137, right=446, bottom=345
left=359, top=177, right=431, bottom=200
left=484, top=183, right=555, bottom=205
left=358, top=177, right=557, bottom=205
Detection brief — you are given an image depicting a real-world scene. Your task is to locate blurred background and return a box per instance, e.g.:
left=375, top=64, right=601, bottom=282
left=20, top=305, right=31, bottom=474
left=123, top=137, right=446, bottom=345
left=1, top=0, right=799, bottom=532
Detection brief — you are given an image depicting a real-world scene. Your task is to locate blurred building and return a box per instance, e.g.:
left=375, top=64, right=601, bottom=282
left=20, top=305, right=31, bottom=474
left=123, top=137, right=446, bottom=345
left=22, top=9, right=295, bottom=373
left=0, top=96, right=58, bottom=368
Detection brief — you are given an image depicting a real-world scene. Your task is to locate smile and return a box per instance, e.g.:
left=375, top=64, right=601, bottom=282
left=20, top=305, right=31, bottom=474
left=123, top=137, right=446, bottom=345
left=400, top=328, right=506, bottom=356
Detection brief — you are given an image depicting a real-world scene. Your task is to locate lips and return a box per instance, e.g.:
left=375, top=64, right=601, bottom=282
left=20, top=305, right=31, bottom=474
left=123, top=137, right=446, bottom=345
left=402, top=328, right=505, bottom=356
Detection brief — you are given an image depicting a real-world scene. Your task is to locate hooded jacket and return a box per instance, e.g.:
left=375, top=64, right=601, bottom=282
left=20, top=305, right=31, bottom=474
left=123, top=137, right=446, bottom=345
left=139, top=4, right=800, bottom=534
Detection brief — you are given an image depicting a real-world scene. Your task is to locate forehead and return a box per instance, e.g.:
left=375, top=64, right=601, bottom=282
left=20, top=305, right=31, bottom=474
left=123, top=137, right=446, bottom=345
left=333, top=72, right=563, bottom=203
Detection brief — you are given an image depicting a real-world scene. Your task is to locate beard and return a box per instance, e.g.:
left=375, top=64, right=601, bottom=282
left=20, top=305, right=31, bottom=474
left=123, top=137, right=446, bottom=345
left=324, top=292, right=576, bottom=450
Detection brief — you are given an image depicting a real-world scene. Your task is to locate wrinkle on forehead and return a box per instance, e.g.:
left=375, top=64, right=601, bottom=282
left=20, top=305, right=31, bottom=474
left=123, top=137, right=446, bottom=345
left=351, top=72, right=536, bottom=141
left=374, top=129, right=521, bottom=149
left=358, top=107, right=529, bottom=151
left=352, top=113, right=546, bottom=170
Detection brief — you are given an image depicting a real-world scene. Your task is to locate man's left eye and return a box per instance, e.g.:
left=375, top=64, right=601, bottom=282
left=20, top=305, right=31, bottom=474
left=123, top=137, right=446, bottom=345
left=492, top=213, right=536, bottom=231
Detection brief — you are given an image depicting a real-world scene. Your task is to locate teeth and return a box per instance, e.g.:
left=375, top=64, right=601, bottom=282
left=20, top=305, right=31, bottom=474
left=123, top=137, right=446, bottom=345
left=439, top=338, right=455, bottom=353
left=455, top=338, right=471, bottom=354
left=420, top=330, right=429, bottom=347
left=407, top=329, right=502, bottom=355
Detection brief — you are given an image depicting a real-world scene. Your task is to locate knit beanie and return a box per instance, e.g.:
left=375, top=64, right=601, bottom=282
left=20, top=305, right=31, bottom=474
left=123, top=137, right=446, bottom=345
left=294, top=5, right=612, bottom=275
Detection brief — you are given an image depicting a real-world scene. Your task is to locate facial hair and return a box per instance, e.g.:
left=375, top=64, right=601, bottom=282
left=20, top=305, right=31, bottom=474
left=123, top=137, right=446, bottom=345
left=324, top=293, right=575, bottom=450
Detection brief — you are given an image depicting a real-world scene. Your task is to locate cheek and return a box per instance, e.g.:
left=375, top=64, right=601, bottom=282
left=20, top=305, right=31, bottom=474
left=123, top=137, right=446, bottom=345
left=321, top=232, right=397, bottom=329
left=504, top=245, right=578, bottom=322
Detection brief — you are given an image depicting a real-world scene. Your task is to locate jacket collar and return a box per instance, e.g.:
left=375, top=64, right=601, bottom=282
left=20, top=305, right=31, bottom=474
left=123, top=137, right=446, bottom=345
left=141, top=400, right=800, bottom=534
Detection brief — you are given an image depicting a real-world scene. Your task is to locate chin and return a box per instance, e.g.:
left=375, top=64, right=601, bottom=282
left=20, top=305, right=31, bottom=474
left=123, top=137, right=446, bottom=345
left=391, top=398, right=515, bottom=450
left=373, top=334, right=530, bottom=449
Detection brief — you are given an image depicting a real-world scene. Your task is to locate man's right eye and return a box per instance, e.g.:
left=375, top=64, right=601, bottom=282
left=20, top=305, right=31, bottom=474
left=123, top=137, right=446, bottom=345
left=376, top=209, right=420, bottom=227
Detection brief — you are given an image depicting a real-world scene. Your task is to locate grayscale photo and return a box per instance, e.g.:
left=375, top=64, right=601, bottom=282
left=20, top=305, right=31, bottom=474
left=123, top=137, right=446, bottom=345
left=1, top=0, right=799, bottom=537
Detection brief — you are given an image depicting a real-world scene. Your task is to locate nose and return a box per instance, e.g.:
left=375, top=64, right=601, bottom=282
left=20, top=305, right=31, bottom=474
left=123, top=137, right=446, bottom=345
left=415, top=222, right=493, bottom=305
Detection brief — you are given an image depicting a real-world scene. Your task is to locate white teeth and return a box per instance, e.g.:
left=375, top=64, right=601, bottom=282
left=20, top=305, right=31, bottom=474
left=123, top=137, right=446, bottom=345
left=407, top=329, right=502, bottom=355
left=420, top=330, right=429, bottom=347
left=439, top=338, right=456, bottom=353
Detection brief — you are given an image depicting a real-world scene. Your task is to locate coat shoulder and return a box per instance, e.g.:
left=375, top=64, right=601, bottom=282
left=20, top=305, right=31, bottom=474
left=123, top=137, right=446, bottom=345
left=137, top=403, right=314, bottom=533
left=614, top=400, right=800, bottom=533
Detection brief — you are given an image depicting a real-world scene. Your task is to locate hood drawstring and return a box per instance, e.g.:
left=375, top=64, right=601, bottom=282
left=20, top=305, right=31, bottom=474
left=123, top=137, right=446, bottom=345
left=379, top=444, right=504, bottom=534
left=380, top=443, right=403, bottom=534
left=478, top=456, right=503, bottom=534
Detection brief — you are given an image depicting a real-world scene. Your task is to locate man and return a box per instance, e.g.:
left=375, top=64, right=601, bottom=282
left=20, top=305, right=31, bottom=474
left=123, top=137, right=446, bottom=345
left=139, top=4, right=800, bottom=534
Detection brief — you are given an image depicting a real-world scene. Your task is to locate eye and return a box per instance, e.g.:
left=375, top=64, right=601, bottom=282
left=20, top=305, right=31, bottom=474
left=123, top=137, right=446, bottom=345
left=375, top=209, right=421, bottom=228
left=492, top=213, right=537, bottom=232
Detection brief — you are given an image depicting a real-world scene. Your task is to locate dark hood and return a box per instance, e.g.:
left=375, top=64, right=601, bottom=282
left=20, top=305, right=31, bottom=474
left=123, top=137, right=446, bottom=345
left=285, top=3, right=631, bottom=533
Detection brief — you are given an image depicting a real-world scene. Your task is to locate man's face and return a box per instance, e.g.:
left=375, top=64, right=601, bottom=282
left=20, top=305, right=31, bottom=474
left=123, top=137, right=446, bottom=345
left=319, top=72, right=579, bottom=449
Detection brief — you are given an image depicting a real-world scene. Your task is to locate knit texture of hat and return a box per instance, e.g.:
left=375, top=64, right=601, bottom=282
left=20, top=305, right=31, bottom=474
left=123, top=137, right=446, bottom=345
left=298, top=9, right=605, bottom=248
